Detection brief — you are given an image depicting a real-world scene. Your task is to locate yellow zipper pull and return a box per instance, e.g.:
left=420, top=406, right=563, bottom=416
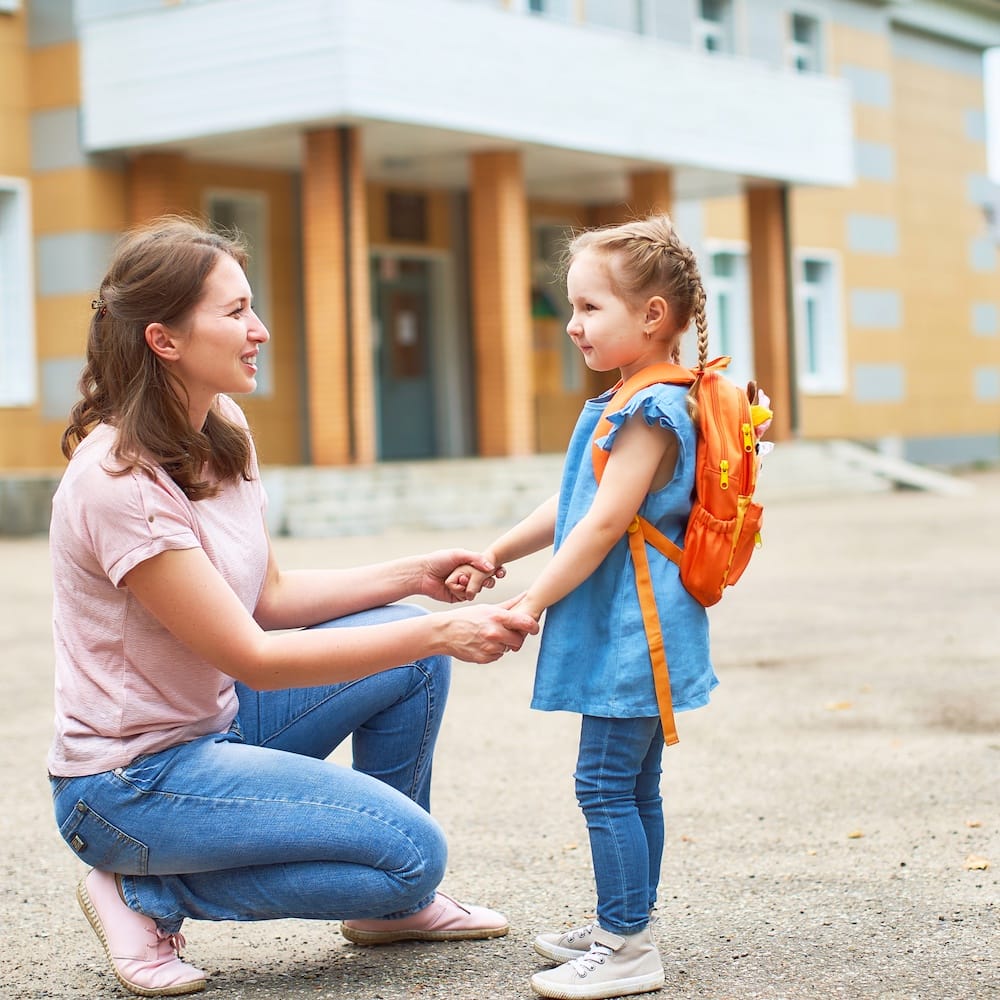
left=720, top=459, right=729, bottom=490
left=742, top=422, right=754, bottom=452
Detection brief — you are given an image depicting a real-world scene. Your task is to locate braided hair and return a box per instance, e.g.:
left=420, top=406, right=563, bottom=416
left=565, top=214, right=709, bottom=413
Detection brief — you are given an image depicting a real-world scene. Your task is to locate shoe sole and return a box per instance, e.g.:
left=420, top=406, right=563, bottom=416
left=76, top=878, right=207, bottom=998
left=341, top=921, right=510, bottom=945
left=529, top=969, right=664, bottom=1000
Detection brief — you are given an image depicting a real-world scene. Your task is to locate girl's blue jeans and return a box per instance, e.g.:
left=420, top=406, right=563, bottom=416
left=50, top=605, right=451, bottom=934
left=575, top=714, right=665, bottom=936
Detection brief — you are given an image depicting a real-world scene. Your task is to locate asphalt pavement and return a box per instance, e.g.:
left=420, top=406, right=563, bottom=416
left=2, top=469, right=997, bottom=1000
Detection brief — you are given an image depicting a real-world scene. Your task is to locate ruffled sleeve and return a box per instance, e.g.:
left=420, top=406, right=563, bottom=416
left=594, top=383, right=693, bottom=460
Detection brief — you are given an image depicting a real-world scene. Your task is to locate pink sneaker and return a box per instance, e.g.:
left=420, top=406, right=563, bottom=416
left=341, top=891, right=510, bottom=945
left=77, top=869, right=207, bottom=997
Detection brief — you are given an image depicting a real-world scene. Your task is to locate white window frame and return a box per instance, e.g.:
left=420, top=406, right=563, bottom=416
left=701, top=240, right=754, bottom=390
left=694, top=0, right=735, bottom=55
left=786, top=8, right=826, bottom=74
left=203, top=189, right=273, bottom=398
left=0, top=178, right=37, bottom=407
left=794, top=249, right=845, bottom=395
left=0, top=1, right=22, bottom=14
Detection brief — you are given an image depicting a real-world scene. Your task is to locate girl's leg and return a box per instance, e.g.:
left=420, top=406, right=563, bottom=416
left=635, top=723, right=666, bottom=914
left=574, top=714, right=663, bottom=936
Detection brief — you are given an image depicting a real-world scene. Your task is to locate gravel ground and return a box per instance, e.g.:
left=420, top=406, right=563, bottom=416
left=1, top=471, right=997, bottom=1000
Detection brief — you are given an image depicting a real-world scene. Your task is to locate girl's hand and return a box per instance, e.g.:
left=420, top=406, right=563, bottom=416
left=438, top=602, right=538, bottom=662
left=418, top=549, right=504, bottom=604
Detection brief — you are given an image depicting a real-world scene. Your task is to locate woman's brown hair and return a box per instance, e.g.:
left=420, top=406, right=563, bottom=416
left=62, top=216, right=254, bottom=500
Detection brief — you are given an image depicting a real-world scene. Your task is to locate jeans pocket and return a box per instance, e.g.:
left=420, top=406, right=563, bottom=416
left=58, top=799, right=149, bottom=874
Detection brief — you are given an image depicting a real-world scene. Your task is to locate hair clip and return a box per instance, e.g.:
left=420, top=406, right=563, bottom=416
left=91, top=298, right=107, bottom=318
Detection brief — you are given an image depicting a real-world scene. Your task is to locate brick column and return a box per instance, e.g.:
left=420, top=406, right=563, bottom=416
left=628, top=169, right=674, bottom=219
left=127, top=152, right=188, bottom=224
left=747, top=186, right=793, bottom=441
left=469, top=150, right=534, bottom=456
left=302, top=128, right=349, bottom=465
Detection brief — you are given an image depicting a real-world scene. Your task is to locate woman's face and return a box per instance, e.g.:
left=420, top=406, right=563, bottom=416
left=167, top=253, right=269, bottom=423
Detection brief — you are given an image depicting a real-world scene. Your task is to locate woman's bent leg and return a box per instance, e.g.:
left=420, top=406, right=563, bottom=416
left=52, top=734, right=447, bottom=934
left=575, top=715, right=663, bottom=936
left=235, top=604, right=450, bottom=812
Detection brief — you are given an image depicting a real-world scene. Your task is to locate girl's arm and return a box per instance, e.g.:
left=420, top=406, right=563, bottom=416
left=447, top=493, right=560, bottom=599
left=123, top=535, right=539, bottom=690
left=515, top=417, right=676, bottom=620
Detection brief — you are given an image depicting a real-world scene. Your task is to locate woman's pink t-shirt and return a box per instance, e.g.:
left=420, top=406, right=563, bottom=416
left=47, top=396, right=269, bottom=777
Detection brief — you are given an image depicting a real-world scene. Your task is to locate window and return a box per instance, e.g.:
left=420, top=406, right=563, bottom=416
left=795, top=254, right=844, bottom=393
left=0, top=179, right=36, bottom=407
left=787, top=12, right=823, bottom=73
left=695, top=0, right=733, bottom=54
left=204, top=191, right=273, bottom=397
left=527, top=0, right=573, bottom=21
left=703, top=247, right=753, bottom=389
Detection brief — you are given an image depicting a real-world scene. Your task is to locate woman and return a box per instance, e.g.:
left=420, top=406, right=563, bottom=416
left=48, top=217, right=537, bottom=997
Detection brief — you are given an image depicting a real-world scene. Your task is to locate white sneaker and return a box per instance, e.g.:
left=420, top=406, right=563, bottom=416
left=530, top=925, right=664, bottom=999
left=534, top=922, right=598, bottom=963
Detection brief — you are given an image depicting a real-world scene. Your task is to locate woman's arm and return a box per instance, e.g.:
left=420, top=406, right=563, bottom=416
left=123, top=543, right=538, bottom=691
left=446, top=493, right=559, bottom=599
left=252, top=535, right=499, bottom=630
left=515, top=418, right=676, bottom=620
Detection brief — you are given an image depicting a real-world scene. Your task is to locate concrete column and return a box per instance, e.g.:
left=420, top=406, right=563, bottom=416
left=127, top=152, right=187, bottom=223
left=628, top=169, right=674, bottom=219
left=469, top=150, right=534, bottom=456
left=746, top=186, right=793, bottom=441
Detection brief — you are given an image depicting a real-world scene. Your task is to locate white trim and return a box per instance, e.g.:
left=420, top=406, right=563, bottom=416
left=203, top=189, right=273, bottom=397
left=0, top=0, right=22, bottom=14
left=794, top=247, right=846, bottom=395
left=785, top=6, right=829, bottom=75
left=0, top=177, right=37, bottom=408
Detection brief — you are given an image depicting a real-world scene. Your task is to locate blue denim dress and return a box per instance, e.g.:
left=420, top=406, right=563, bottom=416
left=531, top=382, right=716, bottom=719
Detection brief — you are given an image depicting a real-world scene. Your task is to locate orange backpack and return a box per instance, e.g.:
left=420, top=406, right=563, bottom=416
left=591, top=356, right=768, bottom=746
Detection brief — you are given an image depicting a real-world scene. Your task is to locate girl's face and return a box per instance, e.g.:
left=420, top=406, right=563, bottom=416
left=565, top=249, right=660, bottom=380
left=165, top=254, right=269, bottom=425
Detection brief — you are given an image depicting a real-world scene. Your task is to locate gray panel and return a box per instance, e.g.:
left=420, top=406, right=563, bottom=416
left=972, top=302, right=998, bottom=336
left=31, top=108, right=87, bottom=173
left=891, top=27, right=984, bottom=77
left=904, top=433, right=1000, bottom=466
left=974, top=367, right=1000, bottom=401
left=853, top=363, right=904, bottom=402
left=36, top=231, right=119, bottom=296
left=964, top=109, right=987, bottom=143
left=28, top=0, right=76, bottom=47
left=966, top=173, right=997, bottom=207
left=855, top=141, right=895, bottom=181
left=829, top=0, right=887, bottom=35
left=969, top=235, right=997, bottom=273
left=42, top=356, right=85, bottom=422
left=850, top=288, right=902, bottom=328
left=839, top=64, right=892, bottom=108
left=847, top=213, right=899, bottom=255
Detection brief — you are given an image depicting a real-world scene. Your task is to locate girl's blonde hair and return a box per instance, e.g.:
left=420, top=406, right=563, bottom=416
left=62, top=216, right=254, bottom=500
left=566, top=214, right=709, bottom=369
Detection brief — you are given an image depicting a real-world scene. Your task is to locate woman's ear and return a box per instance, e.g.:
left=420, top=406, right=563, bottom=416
left=644, top=296, right=670, bottom=334
left=144, top=322, right=181, bottom=362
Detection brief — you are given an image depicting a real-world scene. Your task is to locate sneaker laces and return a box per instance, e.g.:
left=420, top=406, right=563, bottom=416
left=563, top=922, right=595, bottom=944
left=155, top=929, right=188, bottom=959
left=568, top=942, right=613, bottom=978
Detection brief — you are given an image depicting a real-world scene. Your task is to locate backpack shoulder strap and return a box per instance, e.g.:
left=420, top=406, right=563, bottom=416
left=590, top=362, right=695, bottom=484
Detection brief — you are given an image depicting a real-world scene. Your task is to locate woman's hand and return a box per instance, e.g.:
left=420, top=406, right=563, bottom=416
left=417, top=549, right=506, bottom=604
left=436, top=601, right=538, bottom=663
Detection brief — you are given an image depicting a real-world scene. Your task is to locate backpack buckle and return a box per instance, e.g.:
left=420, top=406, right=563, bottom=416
left=627, top=517, right=641, bottom=534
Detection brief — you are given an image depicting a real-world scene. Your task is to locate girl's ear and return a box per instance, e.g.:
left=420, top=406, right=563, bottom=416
left=644, top=296, right=670, bottom=333
left=145, top=322, right=181, bottom=362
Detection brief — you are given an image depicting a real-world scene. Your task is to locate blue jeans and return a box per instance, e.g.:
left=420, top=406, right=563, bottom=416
left=575, top=715, right=665, bottom=936
left=50, top=605, right=450, bottom=934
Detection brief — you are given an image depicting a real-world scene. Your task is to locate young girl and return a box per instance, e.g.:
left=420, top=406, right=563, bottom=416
left=449, top=215, right=717, bottom=999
